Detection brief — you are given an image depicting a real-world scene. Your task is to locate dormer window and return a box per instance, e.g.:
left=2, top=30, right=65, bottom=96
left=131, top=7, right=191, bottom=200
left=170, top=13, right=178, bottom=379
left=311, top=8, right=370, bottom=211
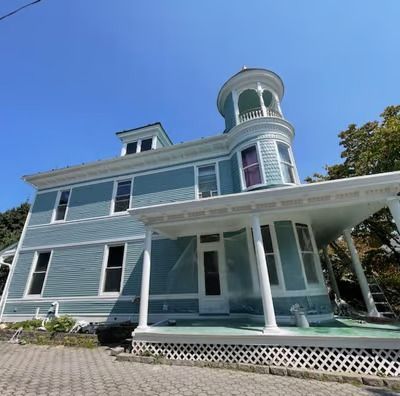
left=124, top=137, right=155, bottom=155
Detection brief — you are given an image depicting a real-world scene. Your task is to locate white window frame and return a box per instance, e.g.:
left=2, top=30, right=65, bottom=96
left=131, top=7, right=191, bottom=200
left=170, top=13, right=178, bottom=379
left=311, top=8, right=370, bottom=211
left=51, top=189, right=71, bottom=223
left=110, top=177, right=134, bottom=215
left=238, top=142, right=265, bottom=191
left=195, top=163, right=220, bottom=199
left=99, top=243, right=127, bottom=296
left=275, top=141, right=298, bottom=185
left=24, top=250, right=53, bottom=298
left=293, top=222, right=323, bottom=288
left=122, top=136, right=156, bottom=156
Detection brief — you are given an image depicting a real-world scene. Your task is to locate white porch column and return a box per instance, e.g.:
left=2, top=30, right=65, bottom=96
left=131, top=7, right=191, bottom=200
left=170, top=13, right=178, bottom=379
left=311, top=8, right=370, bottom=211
left=387, top=197, right=400, bottom=234
left=343, top=229, right=380, bottom=317
left=137, top=227, right=153, bottom=330
left=251, top=215, right=277, bottom=331
left=322, top=247, right=341, bottom=300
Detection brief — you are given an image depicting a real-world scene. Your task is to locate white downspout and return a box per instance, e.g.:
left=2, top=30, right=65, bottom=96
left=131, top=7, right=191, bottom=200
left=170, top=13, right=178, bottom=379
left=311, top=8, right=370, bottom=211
left=0, top=198, right=35, bottom=322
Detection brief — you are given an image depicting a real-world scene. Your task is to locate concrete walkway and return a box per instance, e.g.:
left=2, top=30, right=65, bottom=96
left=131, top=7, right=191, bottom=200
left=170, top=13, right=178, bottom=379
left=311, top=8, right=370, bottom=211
left=0, top=343, right=396, bottom=395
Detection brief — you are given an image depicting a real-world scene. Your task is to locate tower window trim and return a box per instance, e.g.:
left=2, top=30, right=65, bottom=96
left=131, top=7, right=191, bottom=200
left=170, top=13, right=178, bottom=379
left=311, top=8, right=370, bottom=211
left=276, top=141, right=297, bottom=184
left=238, top=142, right=265, bottom=190
left=52, top=189, right=71, bottom=222
left=111, top=178, right=133, bottom=214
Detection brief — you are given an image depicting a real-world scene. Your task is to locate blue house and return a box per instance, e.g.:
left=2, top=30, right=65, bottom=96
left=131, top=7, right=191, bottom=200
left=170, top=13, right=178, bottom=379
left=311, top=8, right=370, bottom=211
left=1, top=67, right=400, bottom=343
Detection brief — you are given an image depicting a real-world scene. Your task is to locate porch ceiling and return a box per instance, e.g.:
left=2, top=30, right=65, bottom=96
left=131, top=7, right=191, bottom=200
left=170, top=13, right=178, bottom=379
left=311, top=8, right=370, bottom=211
left=128, top=171, right=400, bottom=247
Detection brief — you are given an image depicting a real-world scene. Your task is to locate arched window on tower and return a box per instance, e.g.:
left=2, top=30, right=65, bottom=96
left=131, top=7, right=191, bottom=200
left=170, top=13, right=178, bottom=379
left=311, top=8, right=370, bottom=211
left=238, top=89, right=261, bottom=122
left=262, top=90, right=273, bottom=107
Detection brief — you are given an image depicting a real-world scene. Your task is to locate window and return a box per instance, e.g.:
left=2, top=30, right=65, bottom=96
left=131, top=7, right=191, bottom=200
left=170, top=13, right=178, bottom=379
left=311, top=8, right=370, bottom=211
left=54, top=190, right=70, bottom=221
left=277, top=142, right=296, bottom=184
left=102, top=245, right=124, bottom=293
left=126, top=141, right=138, bottom=155
left=197, top=165, right=218, bottom=199
left=203, top=251, right=221, bottom=295
left=140, top=138, right=153, bottom=152
left=296, top=224, right=319, bottom=284
left=260, top=226, right=279, bottom=285
left=240, top=146, right=262, bottom=188
left=28, top=252, right=51, bottom=295
left=113, top=180, right=131, bottom=213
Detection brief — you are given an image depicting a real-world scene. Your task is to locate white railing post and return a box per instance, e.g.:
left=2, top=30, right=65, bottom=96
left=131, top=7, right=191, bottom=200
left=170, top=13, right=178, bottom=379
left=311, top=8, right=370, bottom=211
left=343, top=229, right=380, bottom=317
left=137, top=227, right=153, bottom=330
left=251, top=215, right=278, bottom=331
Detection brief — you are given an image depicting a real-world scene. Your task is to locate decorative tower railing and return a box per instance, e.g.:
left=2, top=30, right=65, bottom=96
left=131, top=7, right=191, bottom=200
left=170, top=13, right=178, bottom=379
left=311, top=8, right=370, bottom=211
left=238, top=107, right=282, bottom=123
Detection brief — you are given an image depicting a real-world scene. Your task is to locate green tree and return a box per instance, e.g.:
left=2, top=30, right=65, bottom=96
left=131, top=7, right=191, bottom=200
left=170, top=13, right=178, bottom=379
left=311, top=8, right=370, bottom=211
left=0, top=202, right=30, bottom=294
left=308, top=105, right=400, bottom=313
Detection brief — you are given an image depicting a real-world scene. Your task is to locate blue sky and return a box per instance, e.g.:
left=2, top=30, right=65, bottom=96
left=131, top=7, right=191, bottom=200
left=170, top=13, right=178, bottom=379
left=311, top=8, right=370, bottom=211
left=1, top=0, right=399, bottom=211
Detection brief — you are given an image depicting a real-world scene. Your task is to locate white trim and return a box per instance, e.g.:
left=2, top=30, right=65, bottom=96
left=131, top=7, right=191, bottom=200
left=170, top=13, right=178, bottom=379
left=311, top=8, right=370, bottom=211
left=24, top=250, right=54, bottom=298
left=110, top=177, right=134, bottom=215
left=195, top=162, right=220, bottom=200
left=275, top=140, right=298, bottom=185
left=51, top=189, right=71, bottom=223
left=99, top=243, right=127, bottom=296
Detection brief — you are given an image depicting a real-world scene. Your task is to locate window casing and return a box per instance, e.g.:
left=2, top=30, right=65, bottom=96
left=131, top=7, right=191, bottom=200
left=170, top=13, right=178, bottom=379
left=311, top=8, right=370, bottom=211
left=197, top=164, right=218, bottom=199
left=102, top=245, right=125, bottom=293
left=27, top=252, right=51, bottom=295
left=277, top=142, right=296, bottom=184
left=295, top=223, right=319, bottom=285
left=54, top=190, right=70, bottom=221
left=124, top=137, right=154, bottom=155
left=260, top=225, right=279, bottom=286
left=126, top=141, right=137, bottom=155
left=113, top=180, right=132, bottom=213
left=240, top=145, right=262, bottom=188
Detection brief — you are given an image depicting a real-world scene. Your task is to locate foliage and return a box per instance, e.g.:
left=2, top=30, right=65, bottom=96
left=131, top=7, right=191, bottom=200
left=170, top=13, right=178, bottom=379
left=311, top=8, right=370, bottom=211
left=9, top=319, right=43, bottom=330
left=309, top=105, right=400, bottom=314
left=9, top=315, right=76, bottom=333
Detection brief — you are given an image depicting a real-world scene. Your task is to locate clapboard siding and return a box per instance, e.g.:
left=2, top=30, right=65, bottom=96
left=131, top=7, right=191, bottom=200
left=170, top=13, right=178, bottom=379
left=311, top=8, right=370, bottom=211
left=218, top=160, right=234, bottom=195
left=29, top=191, right=57, bottom=226
left=22, top=216, right=144, bottom=249
left=67, top=181, right=113, bottom=220
left=7, top=251, right=35, bottom=298
left=121, top=240, right=144, bottom=296
left=133, top=167, right=195, bottom=207
left=230, top=154, right=241, bottom=192
left=42, top=245, right=105, bottom=297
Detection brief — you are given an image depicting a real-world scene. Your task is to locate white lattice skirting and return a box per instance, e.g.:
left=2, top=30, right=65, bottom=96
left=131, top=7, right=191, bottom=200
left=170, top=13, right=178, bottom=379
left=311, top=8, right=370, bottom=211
left=132, top=341, right=400, bottom=377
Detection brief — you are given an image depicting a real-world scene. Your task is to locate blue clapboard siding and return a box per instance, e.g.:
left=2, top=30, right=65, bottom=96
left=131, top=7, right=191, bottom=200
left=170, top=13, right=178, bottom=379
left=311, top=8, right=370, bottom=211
left=150, top=237, right=198, bottom=295
left=218, top=160, right=234, bottom=195
left=67, top=181, right=113, bottom=220
left=133, top=167, right=195, bottom=207
left=42, top=245, right=105, bottom=297
left=230, top=154, right=242, bottom=192
left=7, top=251, right=35, bottom=298
left=3, top=299, right=199, bottom=317
left=259, top=139, right=284, bottom=185
left=274, top=221, right=306, bottom=290
left=22, top=216, right=144, bottom=249
left=121, top=240, right=144, bottom=296
left=223, top=92, right=236, bottom=131
left=29, top=191, right=58, bottom=226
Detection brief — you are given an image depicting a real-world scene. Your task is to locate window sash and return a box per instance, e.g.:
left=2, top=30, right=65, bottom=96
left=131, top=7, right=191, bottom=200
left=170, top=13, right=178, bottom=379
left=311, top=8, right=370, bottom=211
left=55, top=190, right=70, bottom=221
left=140, top=138, right=153, bottom=151
left=28, top=252, right=51, bottom=295
left=103, top=246, right=124, bottom=293
left=260, top=226, right=279, bottom=286
left=126, top=141, right=138, bottom=155
left=295, top=224, right=319, bottom=285
left=241, top=146, right=262, bottom=188
left=198, top=165, right=218, bottom=198
left=277, top=143, right=296, bottom=183
left=114, top=180, right=131, bottom=212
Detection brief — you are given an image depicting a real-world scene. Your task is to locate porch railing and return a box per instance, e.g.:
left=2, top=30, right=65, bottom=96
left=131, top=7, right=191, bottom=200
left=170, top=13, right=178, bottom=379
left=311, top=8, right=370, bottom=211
left=238, top=108, right=282, bottom=124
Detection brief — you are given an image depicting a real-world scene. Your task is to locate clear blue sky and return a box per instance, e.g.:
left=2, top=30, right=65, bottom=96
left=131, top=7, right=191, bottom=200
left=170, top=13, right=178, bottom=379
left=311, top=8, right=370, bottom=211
left=1, top=0, right=399, bottom=211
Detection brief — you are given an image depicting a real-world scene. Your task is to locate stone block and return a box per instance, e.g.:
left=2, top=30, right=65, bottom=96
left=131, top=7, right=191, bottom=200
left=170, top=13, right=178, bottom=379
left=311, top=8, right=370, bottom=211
left=383, top=377, right=400, bottom=391
left=269, top=366, right=287, bottom=376
left=361, top=376, right=384, bottom=387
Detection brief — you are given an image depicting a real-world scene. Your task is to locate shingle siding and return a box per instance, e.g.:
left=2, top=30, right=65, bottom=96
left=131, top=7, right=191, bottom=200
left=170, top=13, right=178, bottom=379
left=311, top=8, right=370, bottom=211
left=259, top=139, right=283, bottom=185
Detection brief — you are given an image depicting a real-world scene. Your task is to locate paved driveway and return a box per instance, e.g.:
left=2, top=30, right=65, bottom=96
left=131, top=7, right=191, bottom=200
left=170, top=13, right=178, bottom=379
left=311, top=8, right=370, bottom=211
left=0, top=343, right=396, bottom=395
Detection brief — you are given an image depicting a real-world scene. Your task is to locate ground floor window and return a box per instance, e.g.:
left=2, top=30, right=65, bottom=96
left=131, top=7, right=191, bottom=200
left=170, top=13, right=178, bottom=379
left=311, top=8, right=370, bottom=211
left=27, top=251, right=51, bottom=295
left=295, top=223, right=319, bottom=284
left=260, top=225, right=279, bottom=285
left=102, top=245, right=125, bottom=293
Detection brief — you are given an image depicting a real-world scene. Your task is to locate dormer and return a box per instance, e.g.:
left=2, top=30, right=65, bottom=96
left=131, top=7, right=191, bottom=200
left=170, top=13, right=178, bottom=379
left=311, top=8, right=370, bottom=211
left=117, top=122, right=173, bottom=156
left=217, top=67, right=285, bottom=133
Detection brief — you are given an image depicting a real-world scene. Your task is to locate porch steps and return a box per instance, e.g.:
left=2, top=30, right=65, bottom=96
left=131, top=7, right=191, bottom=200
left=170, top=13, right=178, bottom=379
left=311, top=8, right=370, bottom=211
left=367, top=276, right=397, bottom=319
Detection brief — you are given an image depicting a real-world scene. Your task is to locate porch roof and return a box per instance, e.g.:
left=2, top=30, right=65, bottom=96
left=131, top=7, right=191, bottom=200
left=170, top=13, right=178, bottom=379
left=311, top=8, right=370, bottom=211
left=128, top=171, right=400, bottom=247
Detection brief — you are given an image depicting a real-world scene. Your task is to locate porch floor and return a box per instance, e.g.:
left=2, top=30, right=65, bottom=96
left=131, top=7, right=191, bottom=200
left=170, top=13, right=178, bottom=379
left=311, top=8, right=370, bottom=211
left=148, top=317, right=400, bottom=339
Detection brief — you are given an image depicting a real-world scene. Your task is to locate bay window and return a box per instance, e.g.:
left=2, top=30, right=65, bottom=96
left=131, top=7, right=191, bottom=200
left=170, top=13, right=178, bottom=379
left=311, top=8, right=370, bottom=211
left=240, top=145, right=262, bottom=188
left=277, top=142, right=296, bottom=184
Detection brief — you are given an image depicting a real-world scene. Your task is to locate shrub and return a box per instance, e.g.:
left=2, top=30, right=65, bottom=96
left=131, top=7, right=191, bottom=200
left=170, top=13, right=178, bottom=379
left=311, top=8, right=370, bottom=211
left=45, top=315, right=75, bottom=333
left=9, top=319, right=42, bottom=330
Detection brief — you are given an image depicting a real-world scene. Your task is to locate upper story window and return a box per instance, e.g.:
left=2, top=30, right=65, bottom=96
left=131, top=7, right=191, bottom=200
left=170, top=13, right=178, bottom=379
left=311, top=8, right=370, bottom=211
left=277, top=142, right=296, bottom=184
left=102, top=245, right=125, bottom=293
left=260, top=225, right=279, bottom=286
left=124, top=137, right=154, bottom=155
left=113, top=180, right=132, bottom=213
left=295, top=223, right=319, bottom=285
left=54, top=190, right=70, bottom=221
left=27, top=251, right=51, bottom=295
left=197, top=164, right=218, bottom=199
left=240, top=145, right=262, bottom=188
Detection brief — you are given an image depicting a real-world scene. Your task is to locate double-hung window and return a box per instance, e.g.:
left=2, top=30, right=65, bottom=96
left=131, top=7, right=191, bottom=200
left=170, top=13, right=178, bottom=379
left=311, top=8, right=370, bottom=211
left=260, top=225, right=279, bottom=286
left=197, top=165, right=218, bottom=199
left=27, top=252, right=51, bottom=295
left=113, top=180, right=131, bottom=213
left=296, top=223, right=319, bottom=285
left=240, top=145, right=262, bottom=188
left=102, top=245, right=125, bottom=293
left=54, top=190, right=70, bottom=221
left=277, top=142, right=296, bottom=184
